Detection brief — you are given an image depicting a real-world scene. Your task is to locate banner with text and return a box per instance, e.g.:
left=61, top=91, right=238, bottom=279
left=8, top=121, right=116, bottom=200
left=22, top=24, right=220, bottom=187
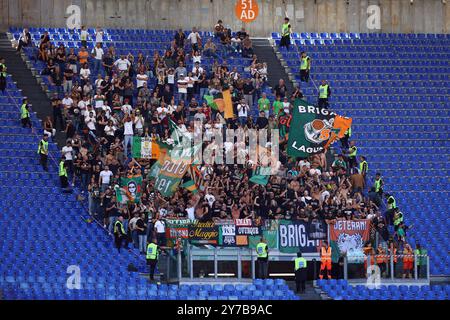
left=278, top=220, right=321, bottom=253
left=329, top=219, right=371, bottom=263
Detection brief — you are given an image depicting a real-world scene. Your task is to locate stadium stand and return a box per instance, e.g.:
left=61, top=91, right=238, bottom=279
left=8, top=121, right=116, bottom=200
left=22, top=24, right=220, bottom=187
left=0, top=24, right=448, bottom=301
left=272, top=32, right=450, bottom=276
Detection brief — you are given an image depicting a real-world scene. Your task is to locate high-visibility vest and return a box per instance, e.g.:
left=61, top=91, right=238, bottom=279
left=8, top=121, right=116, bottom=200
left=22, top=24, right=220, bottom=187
left=146, top=243, right=158, bottom=260
left=256, top=242, right=268, bottom=258
left=300, top=57, right=309, bottom=70
left=374, top=178, right=382, bottom=192
left=0, top=63, right=6, bottom=77
left=349, top=146, right=357, bottom=157
left=294, top=257, right=307, bottom=270
left=114, top=220, right=125, bottom=235
left=376, top=249, right=387, bottom=264
left=321, top=247, right=331, bottom=262
left=58, top=160, right=67, bottom=177
left=387, top=196, right=397, bottom=210
left=20, top=103, right=29, bottom=119
left=403, top=249, right=414, bottom=263
left=319, top=84, right=329, bottom=99
left=282, top=23, right=290, bottom=37
left=345, top=127, right=352, bottom=137
left=359, top=160, right=368, bottom=174
left=391, top=247, right=398, bottom=263
left=394, top=213, right=403, bottom=226
left=37, top=139, right=48, bottom=155
left=414, top=249, right=427, bottom=266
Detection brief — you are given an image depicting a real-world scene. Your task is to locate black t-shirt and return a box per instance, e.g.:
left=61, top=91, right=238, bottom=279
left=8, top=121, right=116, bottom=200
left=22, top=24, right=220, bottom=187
left=136, top=218, right=146, bottom=235
left=103, top=56, right=113, bottom=68
left=64, top=68, right=73, bottom=81
left=274, top=84, right=288, bottom=98
left=243, top=82, right=254, bottom=95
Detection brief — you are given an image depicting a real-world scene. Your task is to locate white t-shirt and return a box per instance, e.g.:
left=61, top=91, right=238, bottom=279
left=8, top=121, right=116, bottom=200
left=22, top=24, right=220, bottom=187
left=121, top=104, right=132, bottom=114
left=62, top=97, right=73, bottom=108
left=185, top=76, right=194, bottom=88
left=114, top=58, right=130, bottom=71
left=78, top=100, right=89, bottom=112
left=177, top=79, right=187, bottom=93
left=154, top=220, right=165, bottom=233
left=95, top=30, right=104, bottom=43
left=92, top=47, right=104, bottom=60
left=156, top=106, right=168, bottom=120
left=192, top=66, right=204, bottom=75
left=85, top=115, right=96, bottom=130
left=80, top=30, right=88, bottom=41
left=104, top=125, right=116, bottom=136
left=186, top=207, right=195, bottom=221
left=61, top=146, right=73, bottom=161
left=134, top=116, right=144, bottom=130
left=136, top=73, right=148, bottom=88
left=192, top=55, right=202, bottom=64
left=100, top=170, right=113, bottom=184
left=80, top=68, right=91, bottom=79
left=99, top=170, right=113, bottom=184
left=167, top=74, right=175, bottom=84
left=205, top=194, right=216, bottom=208
left=187, top=32, right=200, bottom=44
left=124, top=121, right=133, bottom=135
left=237, top=104, right=248, bottom=117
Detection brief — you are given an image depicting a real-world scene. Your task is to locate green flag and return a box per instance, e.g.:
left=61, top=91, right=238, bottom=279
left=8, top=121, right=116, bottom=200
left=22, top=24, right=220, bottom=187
left=132, top=136, right=153, bottom=159
left=287, top=99, right=352, bottom=158
left=119, top=175, right=143, bottom=203
left=249, top=166, right=271, bottom=185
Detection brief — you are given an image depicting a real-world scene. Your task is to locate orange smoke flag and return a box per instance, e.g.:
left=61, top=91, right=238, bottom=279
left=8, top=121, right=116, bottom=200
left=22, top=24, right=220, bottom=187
left=223, top=89, right=235, bottom=119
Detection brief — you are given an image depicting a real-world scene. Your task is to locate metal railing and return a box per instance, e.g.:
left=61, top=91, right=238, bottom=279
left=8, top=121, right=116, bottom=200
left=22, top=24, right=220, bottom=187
left=343, top=254, right=430, bottom=282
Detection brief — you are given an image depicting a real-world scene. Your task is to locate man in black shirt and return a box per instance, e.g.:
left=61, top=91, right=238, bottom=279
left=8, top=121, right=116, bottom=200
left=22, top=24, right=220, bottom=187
left=136, top=213, right=148, bottom=254
left=174, top=29, right=186, bottom=48
left=256, top=111, right=268, bottom=129
left=273, top=79, right=288, bottom=98
left=102, top=53, right=114, bottom=77
left=243, top=79, right=255, bottom=108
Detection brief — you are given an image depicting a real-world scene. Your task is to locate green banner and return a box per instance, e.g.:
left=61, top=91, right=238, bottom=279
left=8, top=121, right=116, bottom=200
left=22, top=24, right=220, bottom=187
left=287, top=99, right=352, bottom=158
left=117, top=175, right=143, bottom=203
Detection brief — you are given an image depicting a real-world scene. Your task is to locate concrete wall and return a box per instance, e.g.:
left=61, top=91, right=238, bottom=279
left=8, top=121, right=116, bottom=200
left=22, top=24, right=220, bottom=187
left=1, top=0, right=449, bottom=35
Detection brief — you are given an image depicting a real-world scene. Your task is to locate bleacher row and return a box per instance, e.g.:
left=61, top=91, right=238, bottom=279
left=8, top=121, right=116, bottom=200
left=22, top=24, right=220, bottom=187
left=317, top=280, right=449, bottom=300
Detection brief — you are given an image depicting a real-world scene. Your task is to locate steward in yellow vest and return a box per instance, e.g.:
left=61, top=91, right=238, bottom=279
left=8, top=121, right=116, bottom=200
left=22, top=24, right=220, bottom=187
left=146, top=240, right=160, bottom=281
left=280, top=17, right=292, bottom=50
left=294, top=252, right=307, bottom=293
left=318, top=80, right=331, bottom=108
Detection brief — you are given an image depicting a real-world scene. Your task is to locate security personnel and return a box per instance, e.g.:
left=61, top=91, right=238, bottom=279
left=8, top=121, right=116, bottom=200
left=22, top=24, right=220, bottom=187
left=402, top=243, right=414, bottom=279
left=319, top=241, right=332, bottom=279
left=347, top=141, right=358, bottom=169
left=114, top=215, right=129, bottom=253
left=20, top=98, right=32, bottom=128
left=280, top=17, right=292, bottom=50
left=373, top=172, right=384, bottom=196
left=256, top=237, right=269, bottom=279
left=58, top=156, right=68, bottom=189
left=414, top=243, right=426, bottom=278
left=146, top=239, right=159, bottom=281
left=37, top=134, right=49, bottom=171
left=359, top=156, right=368, bottom=179
left=363, top=242, right=376, bottom=274
left=376, top=244, right=387, bottom=278
left=299, top=51, right=311, bottom=82
left=386, top=193, right=397, bottom=211
left=294, top=252, right=307, bottom=293
left=341, top=127, right=351, bottom=149
left=318, top=80, right=331, bottom=108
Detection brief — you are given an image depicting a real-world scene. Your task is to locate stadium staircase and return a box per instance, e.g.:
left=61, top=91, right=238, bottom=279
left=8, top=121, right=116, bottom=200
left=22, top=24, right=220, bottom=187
left=251, top=38, right=294, bottom=93
left=271, top=32, right=450, bottom=278
left=0, top=33, right=66, bottom=146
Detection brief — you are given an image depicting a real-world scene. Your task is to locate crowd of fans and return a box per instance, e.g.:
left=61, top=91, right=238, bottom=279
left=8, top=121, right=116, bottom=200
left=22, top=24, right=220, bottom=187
left=17, top=22, right=414, bottom=261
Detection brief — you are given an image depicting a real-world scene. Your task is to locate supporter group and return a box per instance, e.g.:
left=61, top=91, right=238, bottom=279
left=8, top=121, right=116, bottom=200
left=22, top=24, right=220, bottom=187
left=13, top=22, right=415, bottom=276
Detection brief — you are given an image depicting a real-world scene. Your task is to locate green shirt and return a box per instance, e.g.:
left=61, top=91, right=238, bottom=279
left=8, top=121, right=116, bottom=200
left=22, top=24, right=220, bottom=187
left=258, top=98, right=270, bottom=112
left=272, top=101, right=283, bottom=116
